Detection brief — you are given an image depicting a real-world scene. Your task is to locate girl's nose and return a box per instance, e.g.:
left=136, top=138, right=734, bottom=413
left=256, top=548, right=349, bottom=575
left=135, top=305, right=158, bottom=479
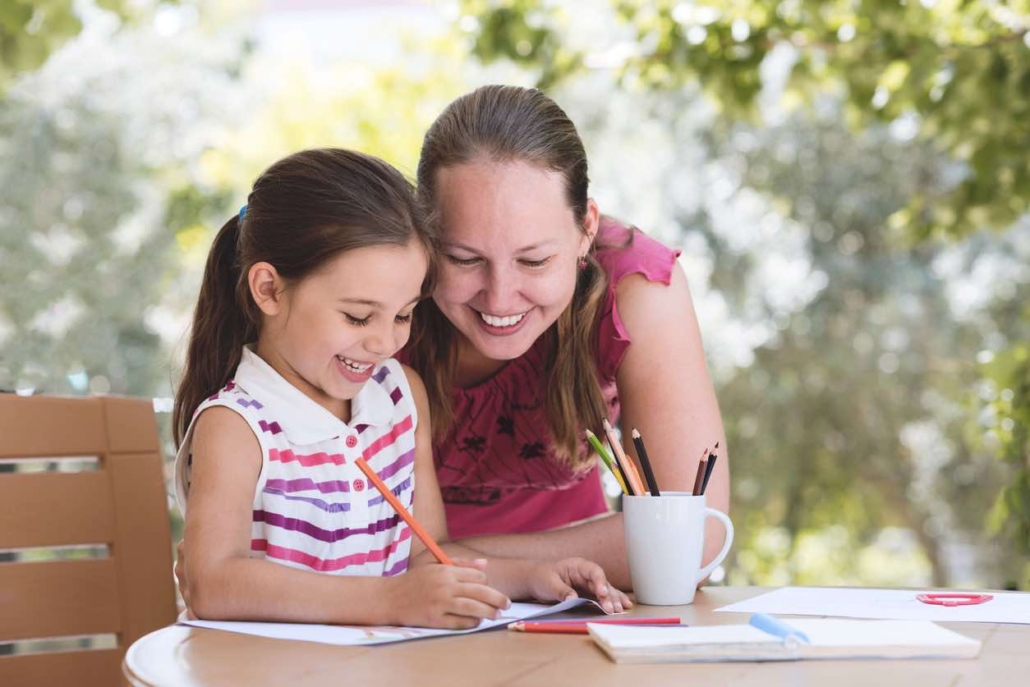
left=365, top=322, right=397, bottom=357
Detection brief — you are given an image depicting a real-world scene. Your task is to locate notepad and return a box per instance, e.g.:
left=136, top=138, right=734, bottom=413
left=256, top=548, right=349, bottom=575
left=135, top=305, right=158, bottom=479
left=587, top=618, right=981, bottom=664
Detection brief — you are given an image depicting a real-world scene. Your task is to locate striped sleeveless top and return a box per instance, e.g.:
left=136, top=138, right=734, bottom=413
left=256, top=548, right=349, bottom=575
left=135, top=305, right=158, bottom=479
left=174, top=346, right=417, bottom=577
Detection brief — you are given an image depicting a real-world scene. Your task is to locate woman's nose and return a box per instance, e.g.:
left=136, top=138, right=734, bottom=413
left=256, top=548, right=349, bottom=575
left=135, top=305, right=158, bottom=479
left=482, top=264, right=519, bottom=313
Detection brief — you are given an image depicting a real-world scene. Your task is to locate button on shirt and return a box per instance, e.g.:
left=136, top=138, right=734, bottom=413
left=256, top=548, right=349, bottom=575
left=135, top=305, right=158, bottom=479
left=175, top=346, right=419, bottom=577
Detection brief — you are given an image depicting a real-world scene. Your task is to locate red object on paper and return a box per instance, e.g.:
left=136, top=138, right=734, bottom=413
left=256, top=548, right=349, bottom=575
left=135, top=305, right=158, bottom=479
left=916, top=593, right=994, bottom=607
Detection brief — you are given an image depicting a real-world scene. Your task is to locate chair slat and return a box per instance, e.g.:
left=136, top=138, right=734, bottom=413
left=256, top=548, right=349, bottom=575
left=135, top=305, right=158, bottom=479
left=0, top=648, right=126, bottom=687
left=0, top=471, right=115, bottom=548
left=0, top=559, right=122, bottom=640
left=108, top=452, right=178, bottom=644
left=103, top=397, right=161, bottom=454
left=0, top=396, right=106, bottom=457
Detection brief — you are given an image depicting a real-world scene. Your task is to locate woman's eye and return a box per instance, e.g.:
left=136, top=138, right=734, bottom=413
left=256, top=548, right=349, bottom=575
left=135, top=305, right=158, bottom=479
left=520, top=256, right=553, bottom=268
left=446, top=255, right=481, bottom=267
left=344, top=313, right=371, bottom=326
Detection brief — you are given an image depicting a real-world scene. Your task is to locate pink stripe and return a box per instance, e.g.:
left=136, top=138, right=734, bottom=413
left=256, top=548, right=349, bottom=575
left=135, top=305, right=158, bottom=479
left=250, top=526, right=412, bottom=572
left=268, top=449, right=347, bottom=467
left=362, top=414, right=413, bottom=462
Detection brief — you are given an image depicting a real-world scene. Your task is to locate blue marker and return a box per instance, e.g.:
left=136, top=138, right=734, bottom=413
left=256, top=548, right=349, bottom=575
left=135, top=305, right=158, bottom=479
left=749, top=613, right=811, bottom=646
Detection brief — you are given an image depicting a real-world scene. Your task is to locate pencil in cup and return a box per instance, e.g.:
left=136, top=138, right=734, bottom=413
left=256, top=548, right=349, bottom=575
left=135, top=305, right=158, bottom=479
left=353, top=457, right=454, bottom=566
left=630, top=428, right=661, bottom=497
left=691, top=448, right=708, bottom=496
left=700, top=444, right=719, bottom=496
left=602, top=419, right=646, bottom=496
left=586, top=429, right=629, bottom=494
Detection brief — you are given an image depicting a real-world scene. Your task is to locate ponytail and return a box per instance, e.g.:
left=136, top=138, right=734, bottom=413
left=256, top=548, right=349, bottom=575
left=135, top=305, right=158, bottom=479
left=173, top=216, right=258, bottom=446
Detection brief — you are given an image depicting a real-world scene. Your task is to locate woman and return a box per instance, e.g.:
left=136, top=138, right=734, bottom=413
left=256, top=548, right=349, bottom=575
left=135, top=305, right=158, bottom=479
left=399, top=85, right=728, bottom=588
left=177, top=85, right=728, bottom=599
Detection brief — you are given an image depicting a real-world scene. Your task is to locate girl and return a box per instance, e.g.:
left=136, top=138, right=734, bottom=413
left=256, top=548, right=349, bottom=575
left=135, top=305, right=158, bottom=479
left=172, top=148, right=628, bottom=629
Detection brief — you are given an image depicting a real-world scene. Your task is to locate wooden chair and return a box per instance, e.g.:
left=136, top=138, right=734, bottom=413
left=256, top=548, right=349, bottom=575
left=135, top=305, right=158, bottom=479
left=0, top=395, right=178, bottom=686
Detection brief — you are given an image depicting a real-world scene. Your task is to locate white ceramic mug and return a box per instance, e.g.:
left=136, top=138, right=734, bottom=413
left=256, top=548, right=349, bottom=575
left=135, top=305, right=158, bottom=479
left=623, top=492, right=734, bottom=605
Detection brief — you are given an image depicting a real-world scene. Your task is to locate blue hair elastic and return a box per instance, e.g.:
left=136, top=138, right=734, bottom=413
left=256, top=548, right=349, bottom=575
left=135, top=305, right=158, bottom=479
left=238, top=204, right=248, bottom=221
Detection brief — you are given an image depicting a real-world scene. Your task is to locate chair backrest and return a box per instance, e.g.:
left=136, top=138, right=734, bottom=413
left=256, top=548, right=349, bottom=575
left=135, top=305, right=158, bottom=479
left=0, top=394, right=178, bottom=687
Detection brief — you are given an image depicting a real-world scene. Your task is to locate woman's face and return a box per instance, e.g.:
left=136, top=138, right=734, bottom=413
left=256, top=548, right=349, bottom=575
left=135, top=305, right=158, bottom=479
left=432, top=158, right=597, bottom=362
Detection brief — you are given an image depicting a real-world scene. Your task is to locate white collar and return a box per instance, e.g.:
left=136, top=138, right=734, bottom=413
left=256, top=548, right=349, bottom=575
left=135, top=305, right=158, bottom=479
left=233, top=346, right=394, bottom=445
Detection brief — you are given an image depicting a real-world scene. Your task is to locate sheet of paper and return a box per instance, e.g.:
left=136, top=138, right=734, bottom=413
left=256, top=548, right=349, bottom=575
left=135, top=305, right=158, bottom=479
left=716, top=587, right=1030, bottom=624
left=182, top=597, right=607, bottom=646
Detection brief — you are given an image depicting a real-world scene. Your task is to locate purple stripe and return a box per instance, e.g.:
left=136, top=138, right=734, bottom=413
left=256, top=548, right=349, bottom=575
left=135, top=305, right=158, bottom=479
left=263, top=489, right=351, bottom=513
left=373, top=366, right=390, bottom=384
left=367, top=475, right=413, bottom=507
left=254, top=510, right=401, bottom=543
left=377, top=447, right=415, bottom=481
left=383, top=557, right=409, bottom=577
left=265, top=477, right=350, bottom=494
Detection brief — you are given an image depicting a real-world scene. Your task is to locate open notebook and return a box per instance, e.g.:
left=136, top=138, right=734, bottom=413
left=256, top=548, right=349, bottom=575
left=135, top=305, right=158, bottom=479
left=588, top=617, right=981, bottom=664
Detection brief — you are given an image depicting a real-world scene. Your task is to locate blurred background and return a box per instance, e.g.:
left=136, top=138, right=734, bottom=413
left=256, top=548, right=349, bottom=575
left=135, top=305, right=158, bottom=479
left=2, top=0, right=1029, bottom=590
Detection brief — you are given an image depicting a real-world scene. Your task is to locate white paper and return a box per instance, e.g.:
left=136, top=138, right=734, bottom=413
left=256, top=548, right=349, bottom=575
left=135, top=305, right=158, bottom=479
left=182, top=597, right=607, bottom=646
left=716, top=587, right=1030, bottom=624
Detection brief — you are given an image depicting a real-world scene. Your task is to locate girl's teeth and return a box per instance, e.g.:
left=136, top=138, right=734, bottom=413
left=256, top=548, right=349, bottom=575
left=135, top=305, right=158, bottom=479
left=338, top=356, right=372, bottom=372
left=480, top=311, right=526, bottom=327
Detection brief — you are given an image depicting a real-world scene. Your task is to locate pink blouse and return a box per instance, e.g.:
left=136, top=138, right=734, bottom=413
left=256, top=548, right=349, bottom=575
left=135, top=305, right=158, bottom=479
left=402, top=219, right=681, bottom=538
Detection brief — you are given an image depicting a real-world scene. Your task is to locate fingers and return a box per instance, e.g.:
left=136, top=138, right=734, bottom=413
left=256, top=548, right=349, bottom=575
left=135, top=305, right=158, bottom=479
left=451, top=557, right=489, bottom=572
left=455, top=581, right=511, bottom=612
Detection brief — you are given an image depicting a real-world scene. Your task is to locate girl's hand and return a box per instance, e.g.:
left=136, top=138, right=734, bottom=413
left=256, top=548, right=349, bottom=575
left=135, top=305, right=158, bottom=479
left=524, top=557, right=633, bottom=614
left=386, top=562, right=512, bottom=629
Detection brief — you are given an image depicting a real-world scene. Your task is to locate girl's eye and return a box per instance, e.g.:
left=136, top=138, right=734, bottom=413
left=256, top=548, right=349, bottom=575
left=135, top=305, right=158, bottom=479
left=395, top=313, right=413, bottom=324
left=344, top=313, right=371, bottom=326
left=520, top=256, right=553, bottom=269
left=446, top=255, right=481, bottom=267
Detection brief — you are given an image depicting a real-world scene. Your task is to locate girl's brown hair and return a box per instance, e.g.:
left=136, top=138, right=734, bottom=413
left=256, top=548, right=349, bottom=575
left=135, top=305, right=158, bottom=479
left=409, top=85, right=608, bottom=468
left=173, top=148, right=432, bottom=446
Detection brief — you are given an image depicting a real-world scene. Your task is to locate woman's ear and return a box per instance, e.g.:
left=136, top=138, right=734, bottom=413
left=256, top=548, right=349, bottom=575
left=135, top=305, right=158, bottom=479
left=248, top=262, right=285, bottom=316
left=580, top=199, right=600, bottom=256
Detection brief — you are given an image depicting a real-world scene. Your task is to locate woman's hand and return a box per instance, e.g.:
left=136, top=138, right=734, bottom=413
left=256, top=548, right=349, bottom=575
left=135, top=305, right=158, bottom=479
left=385, top=561, right=512, bottom=629
left=522, top=557, right=632, bottom=613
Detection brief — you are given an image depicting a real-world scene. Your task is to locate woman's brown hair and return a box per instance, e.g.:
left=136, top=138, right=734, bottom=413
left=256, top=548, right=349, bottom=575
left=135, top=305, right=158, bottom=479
left=173, top=148, right=432, bottom=446
left=409, top=85, right=608, bottom=468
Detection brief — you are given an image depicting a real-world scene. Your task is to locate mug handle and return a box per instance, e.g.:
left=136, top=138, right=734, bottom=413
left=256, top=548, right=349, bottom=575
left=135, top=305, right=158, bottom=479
left=695, top=508, right=734, bottom=584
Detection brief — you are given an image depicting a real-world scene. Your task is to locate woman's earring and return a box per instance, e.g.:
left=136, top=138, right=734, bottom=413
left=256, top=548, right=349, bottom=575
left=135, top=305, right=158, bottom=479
left=578, top=256, right=588, bottom=271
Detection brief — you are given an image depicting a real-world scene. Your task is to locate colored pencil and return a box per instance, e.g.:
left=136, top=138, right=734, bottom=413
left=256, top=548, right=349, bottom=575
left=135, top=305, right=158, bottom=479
left=354, top=457, right=453, bottom=566
left=630, top=428, right=661, bottom=497
left=691, top=451, right=708, bottom=496
left=586, top=429, right=629, bottom=494
left=509, top=616, right=682, bottom=634
left=700, top=442, right=720, bottom=496
left=603, top=419, right=646, bottom=496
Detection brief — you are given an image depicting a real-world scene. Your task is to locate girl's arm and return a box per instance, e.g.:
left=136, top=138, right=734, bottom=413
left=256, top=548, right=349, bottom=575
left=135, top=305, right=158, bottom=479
left=401, top=367, right=630, bottom=611
left=184, top=406, right=508, bottom=628
left=457, top=264, right=730, bottom=589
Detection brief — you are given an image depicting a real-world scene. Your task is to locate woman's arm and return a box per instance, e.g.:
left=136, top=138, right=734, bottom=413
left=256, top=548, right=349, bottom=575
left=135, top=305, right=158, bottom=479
left=184, top=406, right=507, bottom=628
left=458, top=263, right=730, bottom=588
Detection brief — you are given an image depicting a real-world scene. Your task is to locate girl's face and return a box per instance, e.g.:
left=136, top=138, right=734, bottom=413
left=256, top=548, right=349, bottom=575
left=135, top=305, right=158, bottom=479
left=253, top=240, right=427, bottom=419
left=432, top=158, right=597, bottom=363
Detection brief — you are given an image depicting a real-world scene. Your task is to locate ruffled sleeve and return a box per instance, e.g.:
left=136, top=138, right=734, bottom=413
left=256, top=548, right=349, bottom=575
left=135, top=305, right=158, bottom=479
left=594, top=218, right=682, bottom=382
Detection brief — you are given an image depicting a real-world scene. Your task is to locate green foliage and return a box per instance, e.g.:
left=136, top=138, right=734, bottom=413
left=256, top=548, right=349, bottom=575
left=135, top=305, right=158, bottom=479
left=0, top=0, right=141, bottom=89
left=460, top=0, right=1030, bottom=238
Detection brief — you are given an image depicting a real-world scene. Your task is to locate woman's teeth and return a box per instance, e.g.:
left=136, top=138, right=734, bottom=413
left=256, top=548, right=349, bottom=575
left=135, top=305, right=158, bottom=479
left=337, top=356, right=373, bottom=372
left=480, top=311, right=527, bottom=328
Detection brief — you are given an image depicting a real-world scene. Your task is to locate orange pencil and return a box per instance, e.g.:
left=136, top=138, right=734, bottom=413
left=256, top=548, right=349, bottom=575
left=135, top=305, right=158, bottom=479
left=354, top=457, right=453, bottom=565
left=603, top=419, right=646, bottom=496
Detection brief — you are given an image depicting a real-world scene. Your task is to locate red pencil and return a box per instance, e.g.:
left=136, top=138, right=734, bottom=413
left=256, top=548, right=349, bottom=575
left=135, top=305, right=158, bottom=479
left=509, top=616, right=682, bottom=634
left=354, top=457, right=454, bottom=566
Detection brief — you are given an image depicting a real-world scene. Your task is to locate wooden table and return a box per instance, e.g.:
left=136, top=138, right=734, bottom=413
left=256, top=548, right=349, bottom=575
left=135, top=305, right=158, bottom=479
left=124, top=587, right=1029, bottom=686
